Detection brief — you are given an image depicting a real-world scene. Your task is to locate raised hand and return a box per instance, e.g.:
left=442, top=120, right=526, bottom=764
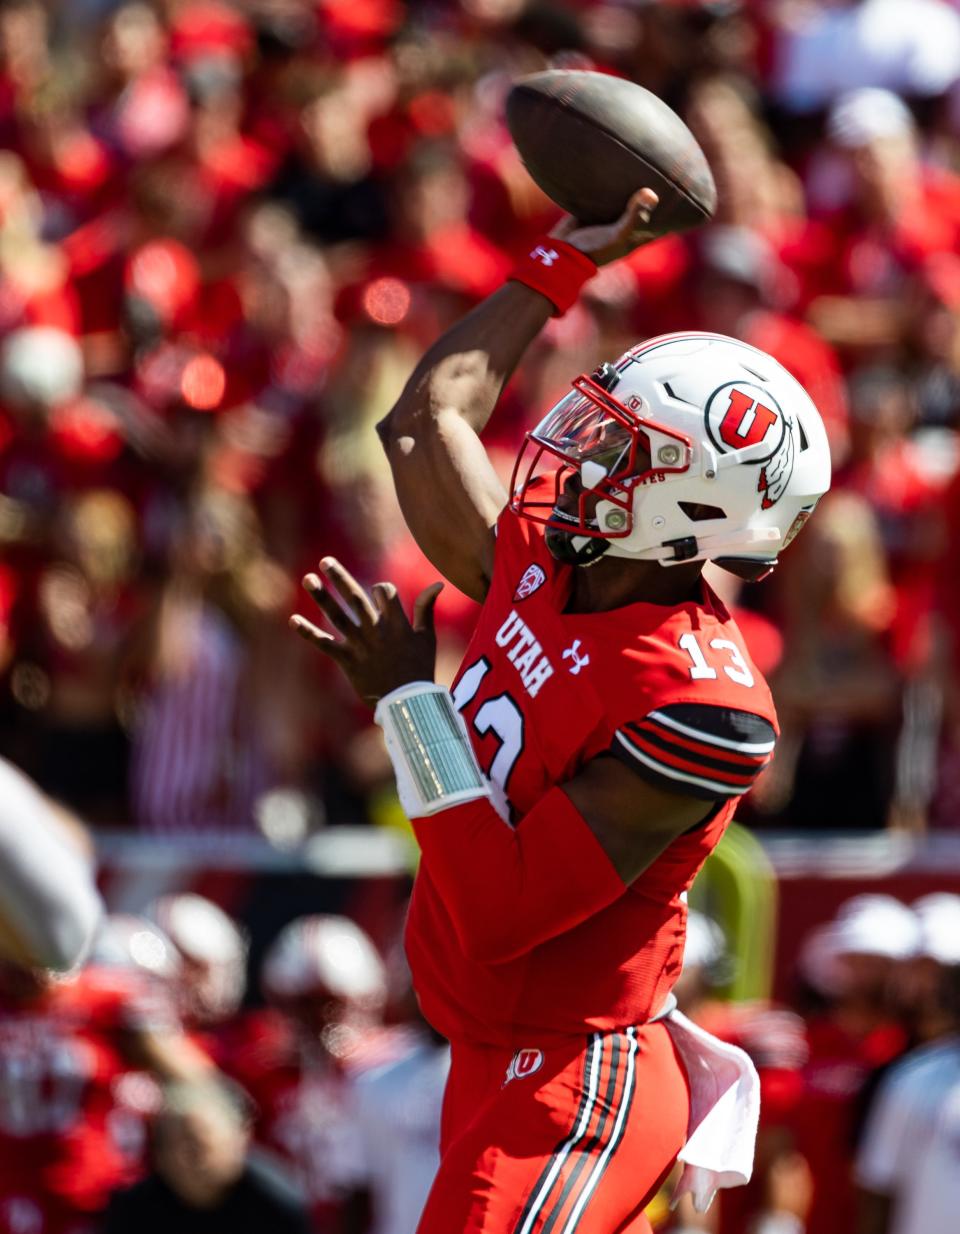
left=290, top=557, right=443, bottom=706
left=551, top=187, right=660, bottom=266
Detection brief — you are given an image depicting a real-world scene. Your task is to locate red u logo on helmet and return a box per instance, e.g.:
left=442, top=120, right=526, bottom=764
left=718, top=387, right=779, bottom=451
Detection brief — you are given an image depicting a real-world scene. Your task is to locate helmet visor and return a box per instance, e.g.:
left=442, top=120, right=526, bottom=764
left=531, top=389, right=635, bottom=479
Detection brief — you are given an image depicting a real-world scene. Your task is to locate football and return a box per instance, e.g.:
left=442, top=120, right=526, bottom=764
left=505, top=70, right=717, bottom=235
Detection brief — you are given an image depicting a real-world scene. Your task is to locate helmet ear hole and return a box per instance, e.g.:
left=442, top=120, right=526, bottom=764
left=678, top=501, right=726, bottom=522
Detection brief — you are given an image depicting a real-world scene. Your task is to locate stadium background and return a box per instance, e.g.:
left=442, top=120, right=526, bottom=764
left=1, top=0, right=960, bottom=1231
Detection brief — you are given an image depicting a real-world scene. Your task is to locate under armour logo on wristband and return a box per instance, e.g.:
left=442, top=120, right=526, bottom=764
left=509, top=237, right=596, bottom=316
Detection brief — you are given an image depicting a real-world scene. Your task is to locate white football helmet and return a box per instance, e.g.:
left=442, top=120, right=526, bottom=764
left=911, top=894, right=960, bottom=966
left=92, top=914, right=182, bottom=982
left=261, top=914, right=386, bottom=1010
left=511, top=332, right=831, bottom=576
left=151, top=893, right=248, bottom=1022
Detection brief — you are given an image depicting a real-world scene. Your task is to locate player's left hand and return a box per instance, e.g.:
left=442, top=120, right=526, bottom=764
left=289, top=558, right=443, bottom=706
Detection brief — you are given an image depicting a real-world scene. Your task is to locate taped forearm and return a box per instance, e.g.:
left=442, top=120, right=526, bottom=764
left=412, top=788, right=625, bottom=964
left=0, top=759, right=102, bottom=970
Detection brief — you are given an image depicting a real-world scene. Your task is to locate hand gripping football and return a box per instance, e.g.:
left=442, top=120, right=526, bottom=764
left=506, top=70, right=717, bottom=236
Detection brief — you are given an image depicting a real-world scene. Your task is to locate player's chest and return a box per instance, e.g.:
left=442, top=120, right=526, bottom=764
left=452, top=594, right=607, bottom=819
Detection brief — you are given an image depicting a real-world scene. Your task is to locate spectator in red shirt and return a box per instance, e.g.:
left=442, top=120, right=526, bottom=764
left=834, top=368, right=947, bottom=666
left=91, top=2, right=190, bottom=164
left=904, top=253, right=960, bottom=431
left=686, top=225, right=849, bottom=451
left=763, top=490, right=902, bottom=828
left=772, top=897, right=917, bottom=1234
left=0, top=941, right=212, bottom=1234
left=807, top=88, right=960, bottom=358
left=228, top=915, right=394, bottom=1234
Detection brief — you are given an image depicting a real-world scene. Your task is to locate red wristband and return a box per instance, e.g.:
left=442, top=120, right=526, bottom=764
left=508, top=238, right=598, bottom=316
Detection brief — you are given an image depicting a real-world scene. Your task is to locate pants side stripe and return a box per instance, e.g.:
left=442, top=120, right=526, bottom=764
left=561, top=1027, right=640, bottom=1234
left=514, top=1034, right=605, bottom=1234
left=538, top=1034, right=624, bottom=1234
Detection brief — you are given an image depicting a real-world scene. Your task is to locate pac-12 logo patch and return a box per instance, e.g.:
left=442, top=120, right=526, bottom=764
left=514, top=563, right=546, bottom=602
left=504, top=1048, right=544, bottom=1085
left=704, top=381, right=794, bottom=510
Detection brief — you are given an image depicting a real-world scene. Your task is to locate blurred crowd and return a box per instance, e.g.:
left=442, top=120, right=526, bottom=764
left=2, top=887, right=958, bottom=1234
left=1, top=0, right=960, bottom=838
left=0, top=893, right=452, bottom=1234
left=661, top=892, right=960, bottom=1234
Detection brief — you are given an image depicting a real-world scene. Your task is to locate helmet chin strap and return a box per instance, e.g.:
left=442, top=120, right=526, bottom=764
left=605, top=525, right=782, bottom=565
left=544, top=527, right=612, bottom=567
left=546, top=524, right=781, bottom=570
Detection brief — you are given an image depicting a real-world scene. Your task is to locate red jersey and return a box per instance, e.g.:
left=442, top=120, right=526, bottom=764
left=792, top=1016, right=905, bottom=1234
left=406, top=508, right=778, bottom=1047
left=0, top=966, right=169, bottom=1234
left=218, top=1009, right=414, bottom=1233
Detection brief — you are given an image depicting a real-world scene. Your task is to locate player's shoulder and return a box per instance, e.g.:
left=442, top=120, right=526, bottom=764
left=607, top=588, right=778, bottom=801
left=610, top=699, right=777, bottom=802
left=879, top=1038, right=960, bottom=1106
left=492, top=505, right=557, bottom=596
left=610, top=582, right=776, bottom=716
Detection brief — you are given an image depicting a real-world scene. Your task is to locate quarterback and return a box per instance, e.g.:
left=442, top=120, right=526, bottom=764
left=291, top=188, right=830, bottom=1234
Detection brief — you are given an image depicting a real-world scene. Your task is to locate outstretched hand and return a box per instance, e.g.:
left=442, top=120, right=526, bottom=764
left=552, top=187, right=660, bottom=267
left=290, top=558, right=442, bottom=707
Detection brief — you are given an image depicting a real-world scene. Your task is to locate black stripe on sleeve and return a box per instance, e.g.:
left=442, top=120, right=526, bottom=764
left=610, top=703, right=776, bottom=801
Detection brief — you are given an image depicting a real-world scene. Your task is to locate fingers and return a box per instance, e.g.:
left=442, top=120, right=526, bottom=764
left=549, top=186, right=662, bottom=266
left=288, top=614, right=349, bottom=661
left=412, top=582, right=444, bottom=633
left=297, top=561, right=413, bottom=639
left=301, top=572, right=357, bottom=637
left=371, top=581, right=399, bottom=617
left=631, top=187, right=659, bottom=217
left=318, top=557, right=378, bottom=626
left=624, top=187, right=659, bottom=238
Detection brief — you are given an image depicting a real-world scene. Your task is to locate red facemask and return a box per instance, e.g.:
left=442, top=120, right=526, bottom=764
left=510, top=373, right=692, bottom=541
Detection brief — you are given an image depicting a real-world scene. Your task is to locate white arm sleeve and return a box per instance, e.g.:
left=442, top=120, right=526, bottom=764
left=0, top=758, right=103, bottom=970
left=855, top=1068, right=920, bottom=1193
left=330, top=1078, right=374, bottom=1190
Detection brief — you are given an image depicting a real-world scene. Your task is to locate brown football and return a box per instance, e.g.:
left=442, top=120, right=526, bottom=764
left=506, top=70, right=717, bottom=235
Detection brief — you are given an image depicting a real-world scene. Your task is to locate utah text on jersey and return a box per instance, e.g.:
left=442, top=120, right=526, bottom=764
left=494, top=610, right=555, bottom=698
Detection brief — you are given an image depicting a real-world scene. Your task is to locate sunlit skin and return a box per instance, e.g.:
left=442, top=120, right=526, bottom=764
left=154, top=1106, right=247, bottom=1209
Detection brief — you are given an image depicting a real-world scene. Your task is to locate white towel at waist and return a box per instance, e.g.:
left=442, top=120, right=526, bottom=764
left=662, top=1005, right=761, bottom=1213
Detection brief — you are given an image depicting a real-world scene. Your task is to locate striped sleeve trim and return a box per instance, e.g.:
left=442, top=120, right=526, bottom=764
left=611, top=704, right=776, bottom=801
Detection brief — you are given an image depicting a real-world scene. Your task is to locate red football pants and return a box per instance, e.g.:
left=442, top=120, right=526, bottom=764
left=417, top=1023, right=690, bottom=1234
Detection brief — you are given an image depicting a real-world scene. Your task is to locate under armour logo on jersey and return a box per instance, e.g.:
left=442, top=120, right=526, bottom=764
left=504, top=1048, right=544, bottom=1086
left=514, top=563, right=546, bottom=602
left=530, top=245, right=559, bottom=267
left=562, top=640, right=590, bottom=675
